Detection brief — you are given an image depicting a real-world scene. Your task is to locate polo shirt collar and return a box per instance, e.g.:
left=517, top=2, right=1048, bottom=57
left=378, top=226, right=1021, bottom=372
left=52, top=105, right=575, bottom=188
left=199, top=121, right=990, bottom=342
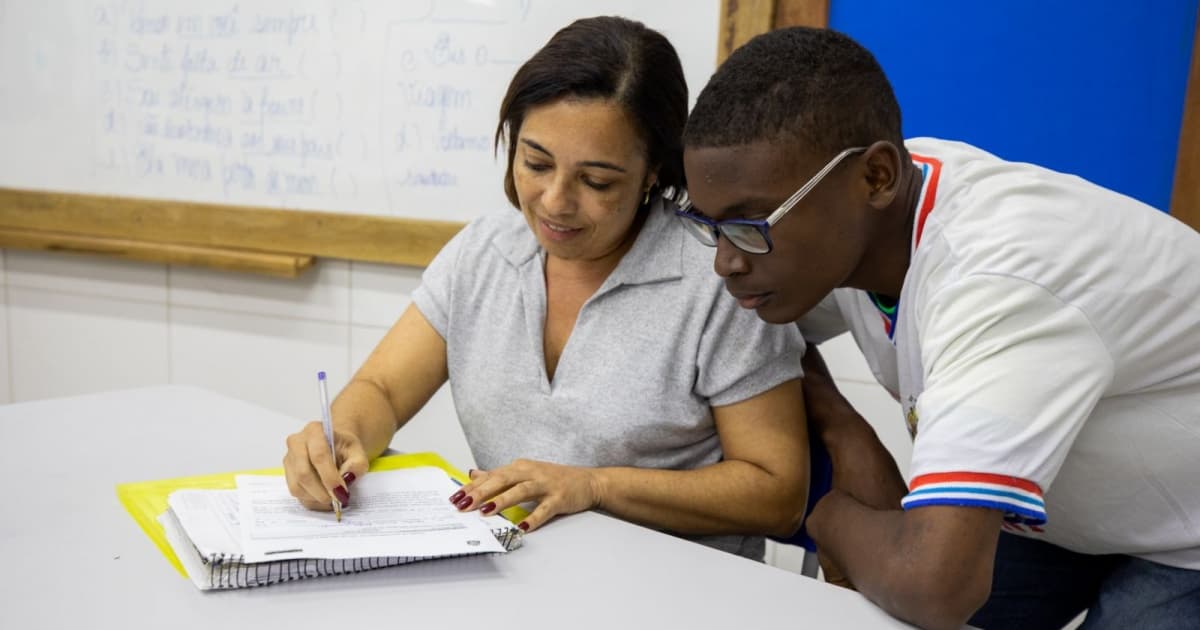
left=496, top=213, right=541, bottom=267
left=495, top=199, right=684, bottom=287
left=607, top=199, right=684, bottom=287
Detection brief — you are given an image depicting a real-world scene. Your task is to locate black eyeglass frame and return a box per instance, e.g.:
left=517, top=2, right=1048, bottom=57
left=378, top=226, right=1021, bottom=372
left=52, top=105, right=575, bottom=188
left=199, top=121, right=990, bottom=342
left=673, top=146, right=868, bottom=255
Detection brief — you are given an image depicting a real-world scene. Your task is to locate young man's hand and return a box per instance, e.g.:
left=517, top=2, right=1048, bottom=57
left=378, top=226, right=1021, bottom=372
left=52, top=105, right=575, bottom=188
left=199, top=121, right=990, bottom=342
left=801, top=347, right=908, bottom=512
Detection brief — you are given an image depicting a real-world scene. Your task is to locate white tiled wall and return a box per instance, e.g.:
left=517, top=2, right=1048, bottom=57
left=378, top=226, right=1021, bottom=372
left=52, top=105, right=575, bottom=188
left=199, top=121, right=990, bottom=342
left=0, top=248, right=912, bottom=572
left=6, top=247, right=168, bottom=301
left=350, top=262, right=423, bottom=328
left=169, top=260, right=352, bottom=324
left=7, top=284, right=170, bottom=401
left=169, top=306, right=350, bottom=422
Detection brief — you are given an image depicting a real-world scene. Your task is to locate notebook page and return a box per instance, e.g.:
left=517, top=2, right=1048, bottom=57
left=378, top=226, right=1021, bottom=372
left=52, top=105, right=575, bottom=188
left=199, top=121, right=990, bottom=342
left=237, top=467, right=508, bottom=563
left=167, top=490, right=243, bottom=562
left=158, top=508, right=223, bottom=590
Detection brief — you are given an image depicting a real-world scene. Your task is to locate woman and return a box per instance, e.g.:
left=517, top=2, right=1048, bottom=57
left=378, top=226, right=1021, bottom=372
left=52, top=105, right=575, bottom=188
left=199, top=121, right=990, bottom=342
left=283, top=16, right=809, bottom=560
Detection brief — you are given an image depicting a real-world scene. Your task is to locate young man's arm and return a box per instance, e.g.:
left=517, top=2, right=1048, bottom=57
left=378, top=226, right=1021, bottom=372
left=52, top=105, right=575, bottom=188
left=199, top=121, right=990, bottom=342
left=802, top=347, right=999, bottom=622
left=800, top=346, right=909, bottom=587
left=801, top=347, right=908, bottom=513
left=807, top=493, right=1002, bottom=630
left=805, top=275, right=1115, bottom=628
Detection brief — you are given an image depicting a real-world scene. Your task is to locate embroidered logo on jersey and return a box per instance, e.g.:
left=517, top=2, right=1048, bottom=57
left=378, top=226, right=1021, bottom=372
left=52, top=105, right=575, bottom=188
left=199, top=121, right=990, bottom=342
left=905, top=396, right=919, bottom=437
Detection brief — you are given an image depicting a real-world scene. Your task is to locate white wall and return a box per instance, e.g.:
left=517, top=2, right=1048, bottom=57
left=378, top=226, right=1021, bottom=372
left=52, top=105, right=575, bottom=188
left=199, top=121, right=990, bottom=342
left=0, top=248, right=475, bottom=469
left=0, top=248, right=912, bottom=571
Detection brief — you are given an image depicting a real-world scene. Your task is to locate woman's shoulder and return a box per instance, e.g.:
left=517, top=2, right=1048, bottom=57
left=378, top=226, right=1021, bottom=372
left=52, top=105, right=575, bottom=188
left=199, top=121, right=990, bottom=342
left=447, top=210, right=536, bottom=265
left=669, top=218, right=727, bottom=289
left=459, top=210, right=528, bottom=244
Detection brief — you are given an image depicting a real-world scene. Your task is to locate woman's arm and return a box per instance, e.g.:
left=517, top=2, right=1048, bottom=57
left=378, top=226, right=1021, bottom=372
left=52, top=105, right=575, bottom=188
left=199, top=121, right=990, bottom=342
left=455, top=378, right=810, bottom=537
left=284, top=303, right=449, bottom=510
left=335, top=303, right=450, bottom=458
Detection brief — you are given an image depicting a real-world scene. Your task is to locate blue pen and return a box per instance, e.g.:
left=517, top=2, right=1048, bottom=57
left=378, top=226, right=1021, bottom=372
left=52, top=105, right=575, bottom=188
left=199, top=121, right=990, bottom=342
left=317, top=371, right=343, bottom=522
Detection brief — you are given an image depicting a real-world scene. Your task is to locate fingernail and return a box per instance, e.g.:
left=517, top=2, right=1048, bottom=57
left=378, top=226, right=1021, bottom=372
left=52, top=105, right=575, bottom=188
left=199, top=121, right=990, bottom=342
left=480, top=501, right=496, bottom=514
left=518, top=521, right=529, bottom=531
left=449, top=490, right=465, bottom=503
left=342, top=472, right=356, bottom=486
left=455, top=496, right=473, bottom=510
left=333, top=486, right=350, bottom=507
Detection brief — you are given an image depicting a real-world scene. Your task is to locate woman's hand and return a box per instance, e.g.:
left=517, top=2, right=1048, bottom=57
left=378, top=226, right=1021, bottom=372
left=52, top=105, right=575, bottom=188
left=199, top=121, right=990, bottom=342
left=449, top=459, right=603, bottom=532
left=283, top=421, right=371, bottom=511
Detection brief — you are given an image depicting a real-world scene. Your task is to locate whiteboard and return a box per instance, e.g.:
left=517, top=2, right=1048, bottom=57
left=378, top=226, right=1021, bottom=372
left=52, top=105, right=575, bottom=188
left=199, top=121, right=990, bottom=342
left=0, top=0, right=718, bottom=223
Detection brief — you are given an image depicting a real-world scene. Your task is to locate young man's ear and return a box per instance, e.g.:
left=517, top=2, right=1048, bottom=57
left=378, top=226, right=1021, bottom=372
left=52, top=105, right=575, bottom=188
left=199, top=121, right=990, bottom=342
left=863, top=141, right=904, bottom=209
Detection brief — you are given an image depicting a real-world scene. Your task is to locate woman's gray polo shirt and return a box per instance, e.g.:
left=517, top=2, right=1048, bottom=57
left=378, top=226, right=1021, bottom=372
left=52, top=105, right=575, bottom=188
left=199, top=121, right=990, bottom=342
left=411, top=201, right=805, bottom=559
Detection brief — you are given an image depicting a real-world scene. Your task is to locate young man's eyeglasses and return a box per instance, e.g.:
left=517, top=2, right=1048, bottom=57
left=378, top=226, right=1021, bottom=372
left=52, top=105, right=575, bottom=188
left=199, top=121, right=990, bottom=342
left=675, top=146, right=867, bottom=255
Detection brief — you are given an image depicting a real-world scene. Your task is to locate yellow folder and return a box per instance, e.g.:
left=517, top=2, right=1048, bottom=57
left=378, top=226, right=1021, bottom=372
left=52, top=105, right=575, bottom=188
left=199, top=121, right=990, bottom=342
left=116, top=452, right=529, bottom=577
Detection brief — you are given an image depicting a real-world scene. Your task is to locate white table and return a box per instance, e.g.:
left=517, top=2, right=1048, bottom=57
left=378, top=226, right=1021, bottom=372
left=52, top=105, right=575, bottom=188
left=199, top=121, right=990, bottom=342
left=0, top=386, right=913, bottom=629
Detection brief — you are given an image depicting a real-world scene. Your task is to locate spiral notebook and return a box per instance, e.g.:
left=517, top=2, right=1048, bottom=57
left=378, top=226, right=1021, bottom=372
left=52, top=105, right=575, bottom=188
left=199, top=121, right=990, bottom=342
left=118, top=452, right=526, bottom=590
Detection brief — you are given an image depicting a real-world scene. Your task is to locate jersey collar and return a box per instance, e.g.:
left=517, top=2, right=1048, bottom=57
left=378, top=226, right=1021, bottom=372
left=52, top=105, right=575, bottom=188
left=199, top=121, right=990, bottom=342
left=909, top=152, right=943, bottom=253
left=867, top=152, right=944, bottom=340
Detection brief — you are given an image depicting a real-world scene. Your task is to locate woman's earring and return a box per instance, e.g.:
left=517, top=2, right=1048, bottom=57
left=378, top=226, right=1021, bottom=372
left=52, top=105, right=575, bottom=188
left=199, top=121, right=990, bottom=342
left=643, top=189, right=651, bottom=205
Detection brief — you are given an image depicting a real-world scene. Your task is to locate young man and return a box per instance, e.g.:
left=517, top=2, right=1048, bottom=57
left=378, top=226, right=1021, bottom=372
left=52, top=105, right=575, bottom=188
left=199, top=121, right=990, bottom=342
left=679, top=27, right=1200, bottom=630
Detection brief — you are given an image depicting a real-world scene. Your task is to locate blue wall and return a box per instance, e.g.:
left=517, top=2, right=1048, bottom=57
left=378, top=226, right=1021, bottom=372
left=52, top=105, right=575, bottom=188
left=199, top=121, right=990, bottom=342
left=829, top=0, right=1199, bottom=211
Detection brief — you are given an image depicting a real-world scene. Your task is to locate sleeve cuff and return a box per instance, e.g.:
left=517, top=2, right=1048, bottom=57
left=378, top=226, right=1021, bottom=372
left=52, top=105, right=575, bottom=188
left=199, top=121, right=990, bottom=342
left=411, top=288, right=448, bottom=339
left=901, top=471, right=1047, bottom=526
left=706, top=349, right=803, bottom=407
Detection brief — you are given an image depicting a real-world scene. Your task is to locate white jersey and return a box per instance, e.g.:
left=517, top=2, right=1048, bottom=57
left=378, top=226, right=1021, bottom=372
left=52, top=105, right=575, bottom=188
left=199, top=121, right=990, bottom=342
left=800, top=138, right=1200, bottom=569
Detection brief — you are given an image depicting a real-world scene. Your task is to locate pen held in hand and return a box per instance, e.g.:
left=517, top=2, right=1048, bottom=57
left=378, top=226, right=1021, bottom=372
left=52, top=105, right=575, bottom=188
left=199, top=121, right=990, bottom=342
left=317, top=371, right=343, bottom=522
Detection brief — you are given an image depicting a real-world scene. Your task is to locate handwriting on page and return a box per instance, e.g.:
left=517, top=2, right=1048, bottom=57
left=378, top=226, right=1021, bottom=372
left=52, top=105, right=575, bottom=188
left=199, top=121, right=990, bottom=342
left=245, top=486, right=465, bottom=538
left=235, top=467, right=507, bottom=562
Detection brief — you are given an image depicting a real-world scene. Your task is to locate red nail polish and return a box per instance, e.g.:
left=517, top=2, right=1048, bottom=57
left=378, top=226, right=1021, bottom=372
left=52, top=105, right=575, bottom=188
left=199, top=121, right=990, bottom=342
left=449, top=490, right=465, bottom=503
left=518, top=521, right=529, bottom=531
left=455, top=496, right=473, bottom=510
left=333, top=486, right=350, bottom=507
left=480, top=502, right=496, bottom=514
left=342, top=472, right=356, bottom=486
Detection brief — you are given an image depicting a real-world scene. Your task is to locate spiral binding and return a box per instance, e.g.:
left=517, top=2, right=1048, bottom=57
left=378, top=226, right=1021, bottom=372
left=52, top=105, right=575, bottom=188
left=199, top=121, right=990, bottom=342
left=199, top=525, right=523, bottom=589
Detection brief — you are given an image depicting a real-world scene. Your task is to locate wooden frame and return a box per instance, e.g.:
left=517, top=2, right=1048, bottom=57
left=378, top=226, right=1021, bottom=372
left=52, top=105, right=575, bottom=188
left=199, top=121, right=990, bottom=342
left=1171, top=12, right=1200, bottom=231
left=0, top=226, right=313, bottom=278
left=716, top=0, right=828, bottom=65
left=718, top=0, right=776, bottom=65
left=773, top=0, right=829, bottom=29
left=0, top=188, right=462, bottom=273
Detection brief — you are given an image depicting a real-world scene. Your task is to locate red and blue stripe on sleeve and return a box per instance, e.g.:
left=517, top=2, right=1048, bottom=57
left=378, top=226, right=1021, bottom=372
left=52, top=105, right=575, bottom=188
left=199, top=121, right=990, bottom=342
left=902, top=472, right=1047, bottom=526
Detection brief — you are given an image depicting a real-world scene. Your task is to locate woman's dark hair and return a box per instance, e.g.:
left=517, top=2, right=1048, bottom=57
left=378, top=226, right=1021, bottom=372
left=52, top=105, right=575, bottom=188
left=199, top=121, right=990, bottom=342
left=495, top=16, right=687, bottom=208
